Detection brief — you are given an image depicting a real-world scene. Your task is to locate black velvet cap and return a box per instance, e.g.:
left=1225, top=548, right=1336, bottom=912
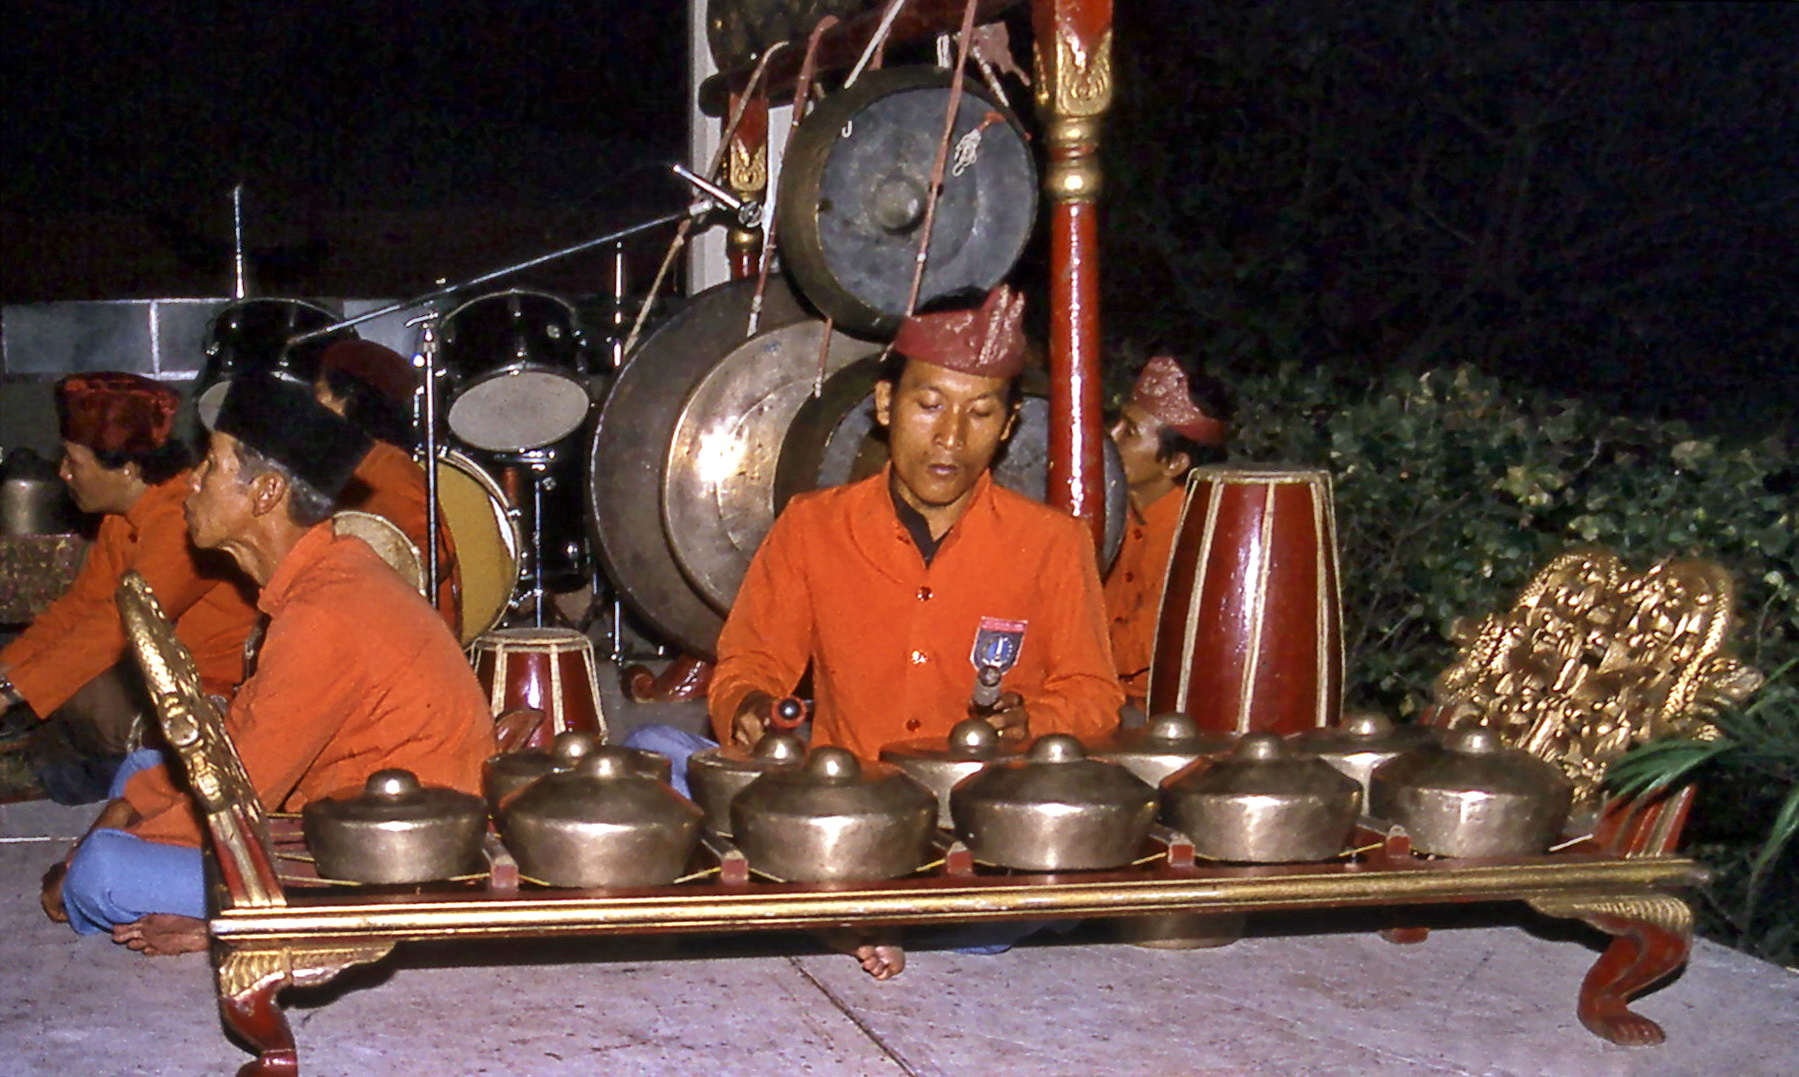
left=206, top=373, right=372, bottom=499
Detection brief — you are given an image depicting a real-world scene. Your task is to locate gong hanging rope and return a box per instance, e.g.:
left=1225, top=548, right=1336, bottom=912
left=748, top=14, right=840, bottom=338
left=845, top=0, right=912, bottom=87
left=898, top=0, right=986, bottom=326
left=620, top=42, right=790, bottom=359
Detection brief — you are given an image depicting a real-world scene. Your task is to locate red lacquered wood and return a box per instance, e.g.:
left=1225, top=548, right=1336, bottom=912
left=1045, top=201, right=1107, bottom=548
left=1035, top=0, right=1113, bottom=551
left=221, top=974, right=297, bottom=1077
left=471, top=631, right=604, bottom=749
left=726, top=92, right=768, bottom=279
left=1576, top=911, right=1690, bottom=1046
left=623, top=653, right=714, bottom=703
left=1147, top=468, right=1343, bottom=734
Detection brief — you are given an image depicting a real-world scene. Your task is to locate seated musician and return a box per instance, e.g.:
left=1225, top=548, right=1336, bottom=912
left=632, top=284, right=1122, bottom=979
left=41, top=373, right=496, bottom=955
left=0, top=373, right=258, bottom=804
left=310, top=338, right=462, bottom=632
left=1103, top=354, right=1231, bottom=709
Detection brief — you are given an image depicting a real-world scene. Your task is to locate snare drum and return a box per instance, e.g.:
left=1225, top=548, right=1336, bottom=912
left=1148, top=465, right=1344, bottom=736
left=440, top=290, right=590, bottom=453
left=429, top=449, right=521, bottom=645
left=470, top=627, right=608, bottom=749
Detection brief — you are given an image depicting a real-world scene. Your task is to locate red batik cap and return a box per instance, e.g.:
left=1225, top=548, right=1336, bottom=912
left=1131, top=356, right=1230, bottom=446
left=54, top=372, right=180, bottom=456
left=317, top=339, right=420, bottom=406
left=892, top=284, right=1028, bottom=380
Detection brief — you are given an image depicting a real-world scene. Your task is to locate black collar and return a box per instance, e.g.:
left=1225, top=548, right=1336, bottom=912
left=888, top=476, right=946, bottom=566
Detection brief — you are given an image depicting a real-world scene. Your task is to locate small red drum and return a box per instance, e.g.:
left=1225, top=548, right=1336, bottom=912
left=470, top=628, right=608, bottom=749
left=1147, top=465, right=1343, bottom=736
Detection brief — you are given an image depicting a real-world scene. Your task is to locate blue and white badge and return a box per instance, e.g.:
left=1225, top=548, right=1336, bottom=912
left=970, top=616, right=1028, bottom=673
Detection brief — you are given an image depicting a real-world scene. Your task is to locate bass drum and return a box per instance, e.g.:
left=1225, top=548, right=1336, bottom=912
left=440, top=290, right=589, bottom=454
left=429, top=449, right=522, bottom=645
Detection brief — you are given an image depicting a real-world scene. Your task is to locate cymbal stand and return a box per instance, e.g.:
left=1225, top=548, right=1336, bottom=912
left=416, top=316, right=443, bottom=601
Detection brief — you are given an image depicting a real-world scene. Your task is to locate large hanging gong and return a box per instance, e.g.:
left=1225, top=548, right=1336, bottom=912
left=590, top=278, right=817, bottom=655
left=776, top=65, right=1038, bottom=336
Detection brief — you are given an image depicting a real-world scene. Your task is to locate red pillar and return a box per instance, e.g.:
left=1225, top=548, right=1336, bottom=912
left=726, top=93, right=770, bottom=279
left=1033, top=0, right=1113, bottom=548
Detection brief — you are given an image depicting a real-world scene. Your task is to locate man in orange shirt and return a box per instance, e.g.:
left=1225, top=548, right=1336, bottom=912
left=709, top=286, right=1121, bottom=759
left=43, top=374, right=495, bottom=954
left=632, top=285, right=1121, bottom=978
left=1104, top=354, right=1231, bottom=708
left=311, top=338, right=462, bottom=631
left=0, top=373, right=258, bottom=802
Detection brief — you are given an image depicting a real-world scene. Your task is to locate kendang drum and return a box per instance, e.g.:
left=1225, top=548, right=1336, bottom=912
left=440, top=289, right=589, bottom=453
left=429, top=448, right=521, bottom=645
left=470, top=627, right=608, bottom=751
left=1147, top=465, right=1343, bottom=736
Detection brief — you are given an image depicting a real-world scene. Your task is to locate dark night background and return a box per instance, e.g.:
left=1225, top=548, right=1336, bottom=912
left=4, top=0, right=1798, bottom=429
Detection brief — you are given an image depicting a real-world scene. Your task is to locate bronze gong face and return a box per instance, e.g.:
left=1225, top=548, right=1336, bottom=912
left=776, top=65, right=1038, bottom=336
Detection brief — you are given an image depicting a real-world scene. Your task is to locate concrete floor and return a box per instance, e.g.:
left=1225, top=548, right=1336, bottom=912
left=3, top=797, right=1797, bottom=1077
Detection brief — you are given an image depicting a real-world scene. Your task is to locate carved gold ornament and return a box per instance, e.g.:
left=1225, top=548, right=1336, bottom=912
left=1433, top=550, right=1764, bottom=817
left=118, top=569, right=282, bottom=908
left=1033, top=26, right=1112, bottom=118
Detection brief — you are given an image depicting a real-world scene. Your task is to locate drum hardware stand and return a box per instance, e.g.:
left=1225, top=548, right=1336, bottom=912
left=231, top=184, right=249, bottom=301
left=415, top=315, right=444, bottom=603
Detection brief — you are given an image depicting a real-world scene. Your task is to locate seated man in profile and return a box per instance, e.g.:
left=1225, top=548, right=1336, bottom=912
left=0, top=373, right=258, bottom=803
left=1103, top=353, right=1231, bottom=708
left=41, top=373, right=496, bottom=955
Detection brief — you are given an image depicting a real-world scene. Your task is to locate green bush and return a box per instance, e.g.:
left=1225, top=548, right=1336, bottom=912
left=1208, top=362, right=1799, bottom=963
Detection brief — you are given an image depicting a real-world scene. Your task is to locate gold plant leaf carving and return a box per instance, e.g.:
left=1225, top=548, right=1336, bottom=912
left=1432, top=550, right=1761, bottom=814
left=728, top=139, right=767, bottom=195
left=1526, top=891, right=1694, bottom=937
left=1033, top=26, right=1112, bottom=118
left=118, top=571, right=278, bottom=905
left=218, top=943, right=394, bottom=998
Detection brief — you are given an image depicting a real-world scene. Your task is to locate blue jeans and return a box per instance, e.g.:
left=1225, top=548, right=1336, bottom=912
left=621, top=723, right=716, bottom=798
left=61, top=748, right=205, bottom=935
left=622, top=724, right=1068, bottom=955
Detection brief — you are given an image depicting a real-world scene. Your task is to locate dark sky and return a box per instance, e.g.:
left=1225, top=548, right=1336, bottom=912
left=2, top=2, right=689, bottom=216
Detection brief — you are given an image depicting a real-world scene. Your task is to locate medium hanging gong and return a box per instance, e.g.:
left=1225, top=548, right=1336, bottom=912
left=776, top=65, right=1038, bottom=336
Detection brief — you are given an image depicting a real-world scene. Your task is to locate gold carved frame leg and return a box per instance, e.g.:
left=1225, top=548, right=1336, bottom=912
left=1525, top=892, right=1695, bottom=1047
left=217, top=942, right=395, bottom=1077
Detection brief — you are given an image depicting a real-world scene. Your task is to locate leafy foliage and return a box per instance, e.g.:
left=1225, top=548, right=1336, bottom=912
left=1186, top=361, right=1798, bottom=962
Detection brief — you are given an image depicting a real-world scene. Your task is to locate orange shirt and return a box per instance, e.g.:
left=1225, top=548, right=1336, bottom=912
left=709, top=468, right=1123, bottom=760
left=1, top=473, right=257, bottom=713
left=1103, top=486, right=1186, bottom=703
left=342, top=439, right=461, bottom=632
left=122, top=525, right=495, bottom=847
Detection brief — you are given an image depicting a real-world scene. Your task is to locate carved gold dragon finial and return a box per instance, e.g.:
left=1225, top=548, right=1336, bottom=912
left=118, top=570, right=281, bottom=907
left=1433, top=549, right=1764, bottom=817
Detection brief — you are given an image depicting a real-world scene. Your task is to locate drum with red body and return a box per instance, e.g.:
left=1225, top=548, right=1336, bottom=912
left=470, top=628, right=608, bottom=750
left=1147, top=466, right=1343, bottom=736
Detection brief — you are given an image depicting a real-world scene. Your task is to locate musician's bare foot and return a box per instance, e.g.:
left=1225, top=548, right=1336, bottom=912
left=112, top=914, right=206, bottom=956
left=853, top=941, right=906, bottom=980
left=818, top=928, right=906, bottom=980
